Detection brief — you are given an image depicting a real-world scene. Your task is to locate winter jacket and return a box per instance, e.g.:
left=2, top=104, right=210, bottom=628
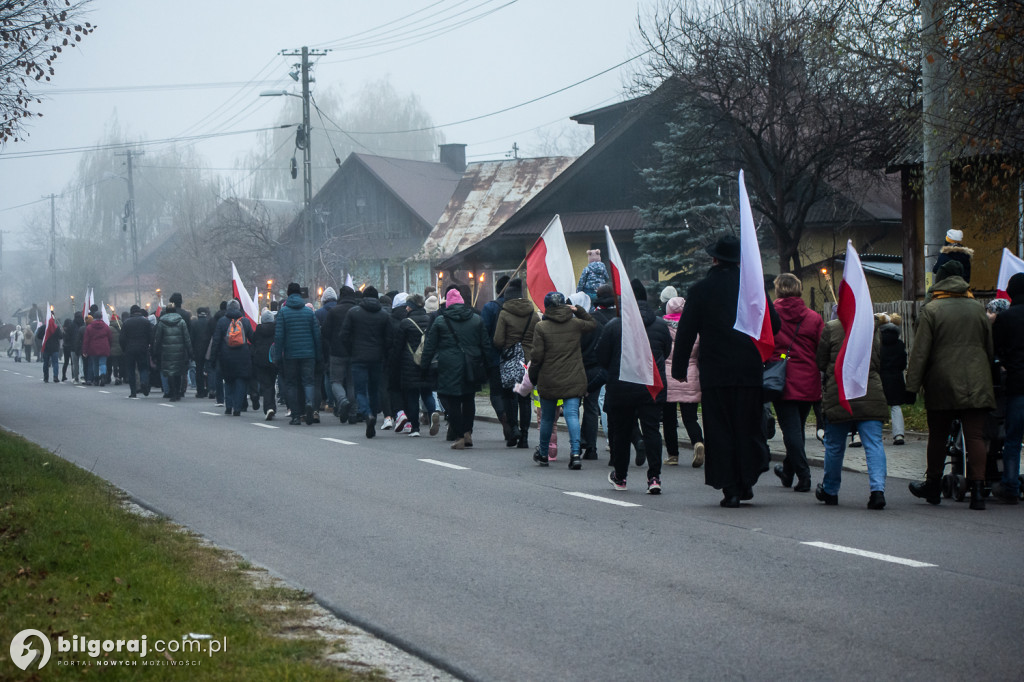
left=252, top=321, right=277, bottom=371
left=392, top=306, right=433, bottom=391
left=153, top=310, right=192, bottom=377
left=577, top=261, right=608, bottom=297
left=932, top=245, right=973, bottom=283
left=906, top=275, right=995, bottom=411
left=663, top=308, right=700, bottom=404
left=673, top=263, right=780, bottom=388
left=70, top=314, right=85, bottom=353
left=322, top=293, right=358, bottom=359
left=480, top=295, right=506, bottom=367
left=492, top=298, right=537, bottom=364
left=211, top=310, right=253, bottom=379
left=878, top=323, right=908, bottom=405
left=34, top=321, right=62, bottom=354
left=529, top=304, right=597, bottom=401
left=274, top=294, right=321, bottom=362
left=190, top=312, right=213, bottom=362
left=598, top=300, right=671, bottom=406
left=420, top=303, right=488, bottom=396
left=993, top=298, right=1024, bottom=396
left=817, top=320, right=888, bottom=424
left=340, top=297, right=392, bottom=364
left=82, top=319, right=113, bottom=357
left=120, top=312, right=154, bottom=355
left=771, top=296, right=824, bottom=402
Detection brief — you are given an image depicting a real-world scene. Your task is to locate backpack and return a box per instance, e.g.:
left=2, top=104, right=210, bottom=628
left=226, top=318, right=246, bottom=348
left=407, top=319, right=426, bottom=366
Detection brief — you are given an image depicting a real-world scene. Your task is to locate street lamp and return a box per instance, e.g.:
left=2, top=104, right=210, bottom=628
left=261, top=81, right=313, bottom=288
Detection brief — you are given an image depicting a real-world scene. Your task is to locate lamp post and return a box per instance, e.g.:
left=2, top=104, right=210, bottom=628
left=262, top=46, right=326, bottom=288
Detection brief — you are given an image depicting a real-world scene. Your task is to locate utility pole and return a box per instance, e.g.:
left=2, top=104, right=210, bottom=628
left=280, top=46, right=327, bottom=288
left=920, top=0, right=952, bottom=291
left=115, top=150, right=144, bottom=306
left=47, top=193, right=57, bottom=301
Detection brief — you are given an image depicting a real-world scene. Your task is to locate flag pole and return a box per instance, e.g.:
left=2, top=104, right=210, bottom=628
left=497, top=255, right=528, bottom=298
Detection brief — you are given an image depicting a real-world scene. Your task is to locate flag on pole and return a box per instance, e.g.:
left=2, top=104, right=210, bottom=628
left=996, top=248, right=1024, bottom=299
left=345, top=273, right=353, bottom=289
left=526, top=215, right=576, bottom=313
left=230, top=262, right=260, bottom=328
left=100, top=301, right=110, bottom=326
left=250, top=282, right=261, bottom=319
left=733, top=170, right=775, bottom=362
left=155, top=293, right=164, bottom=317
left=82, top=287, right=94, bottom=320
left=605, top=226, right=664, bottom=401
left=835, top=240, right=875, bottom=414
left=42, top=303, right=58, bottom=348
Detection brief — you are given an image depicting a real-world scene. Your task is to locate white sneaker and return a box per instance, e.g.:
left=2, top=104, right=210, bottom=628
left=381, top=416, right=394, bottom=430
left=394, top=411, right=408, bottom=432
left=400, top=422, right=412, bottom=434
left=408, top=430, right=421, bottom=437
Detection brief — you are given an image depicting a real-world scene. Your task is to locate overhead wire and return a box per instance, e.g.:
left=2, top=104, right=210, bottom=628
left=323, top=0, right=508, bottom=52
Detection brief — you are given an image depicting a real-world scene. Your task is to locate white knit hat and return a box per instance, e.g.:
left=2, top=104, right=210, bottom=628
left=945, top=228, right=963, bottom=244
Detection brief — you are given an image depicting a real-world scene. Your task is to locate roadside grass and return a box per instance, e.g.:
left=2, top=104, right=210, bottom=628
left=0, top=430, right=386, bottom=681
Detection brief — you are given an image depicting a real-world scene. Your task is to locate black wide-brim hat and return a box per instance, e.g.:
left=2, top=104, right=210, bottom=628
left=705, top=234, right=741, bottom=263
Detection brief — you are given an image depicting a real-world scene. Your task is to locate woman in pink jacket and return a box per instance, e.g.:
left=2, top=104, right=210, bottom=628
left=81, top=315, right=113, bottom=386
left=770, top=274, right=825, bottom=492
left=663, top=297, right=705, bottom=467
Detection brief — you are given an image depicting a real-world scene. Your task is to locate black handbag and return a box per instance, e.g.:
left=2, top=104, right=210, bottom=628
left=444, top=316, right=486, bottom=387
left=763, top=319, right=802, bottom=402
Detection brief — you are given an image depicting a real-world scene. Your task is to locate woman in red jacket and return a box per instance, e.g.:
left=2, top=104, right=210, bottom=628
left=770, top=274, right=825, bottom=492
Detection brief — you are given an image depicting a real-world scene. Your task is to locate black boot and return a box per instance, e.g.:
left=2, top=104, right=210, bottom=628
left=517, top=433, right=529, bottom=449
left=909, top=478, right=941, bottom=505
left=969, top=480, right=986, bottom=510
left=568, top=451, right=582, bottom=470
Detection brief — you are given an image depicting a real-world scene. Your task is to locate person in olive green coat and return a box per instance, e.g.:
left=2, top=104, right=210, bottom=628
left=906, top=260, right=995, bottom=510
left=527, top=291, right=597, bottom=469
left=420, top=288, right=489, bottom=450
left=816, top=318, right=889, bottom=509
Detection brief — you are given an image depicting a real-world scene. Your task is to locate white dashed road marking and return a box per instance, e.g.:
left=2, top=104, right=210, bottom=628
left=200, top=411, right=220, bottom=416
left=253, top=423, right=279, bottom=429
left=322, top=437, right=357, bottom=445
left=159, top=403, right=175, bottom=408
left=564, top=492, right=642, bottom=508
left=99, top=390, right=110, bottom=394
left=418, top=459, right=470, bottom=471
left=802, top=541, right=937, bottom=568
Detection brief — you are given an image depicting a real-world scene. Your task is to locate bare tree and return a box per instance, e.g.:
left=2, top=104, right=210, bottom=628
left=635, top=0, right=912, bottom=273
left=0, top=0, right=95, bottom=144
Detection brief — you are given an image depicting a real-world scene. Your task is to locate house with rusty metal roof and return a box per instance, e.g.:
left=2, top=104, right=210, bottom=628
left=280, top=145, right=465, bottom=294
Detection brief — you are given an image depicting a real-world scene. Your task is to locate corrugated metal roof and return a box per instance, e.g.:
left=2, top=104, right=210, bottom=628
left=416, top=156, right=575, bottom=260
left=353, top=153, right=463, bottom=227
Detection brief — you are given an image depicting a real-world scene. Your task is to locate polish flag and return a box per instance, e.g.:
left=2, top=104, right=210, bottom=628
left=100, top=301, right=110, bottom=325
left=230, top=262, right=260, bottom=328
left=42, top=303, right=58, bottom=348
left=996, top=248, right=1024, bottom=299
left=345, top=273, right=354, bottom=289
left=605, top=226, right=664, bottom=401
left=526, top=215, right=576, bottom=312
left=155, top=293, right=164, bottom=317
left=82, top=287, right=94, bottom=320
left=836, top=240, right=875, bottom=414
left=733, top=170, right=775, bottom=362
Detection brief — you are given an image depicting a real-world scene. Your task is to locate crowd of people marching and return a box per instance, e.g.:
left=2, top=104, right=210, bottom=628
left=9, top=231, right=1024, bottom=510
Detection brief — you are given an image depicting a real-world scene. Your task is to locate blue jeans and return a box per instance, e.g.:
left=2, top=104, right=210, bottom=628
left=88, top=356, right=107, bottom=381
left=350, top=361, right=382, bottom=418
left=42, top=351, right=59, bottom=381
left=539, top=397, right=581, bottom=456
left=1002, top=394, right=1024, bottom=494
left=224, top=377, right=247, bottom=412
left=282, top=358, right=315, bottom=414
left=823, top=420, right=886, bottom=494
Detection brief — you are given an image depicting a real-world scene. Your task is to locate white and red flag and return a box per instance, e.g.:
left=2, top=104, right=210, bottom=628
left=82, top=287, right=94, bottom=320
left=835, top=240, right=875, bottom=414
left=345, top=273, right=354, bottom=289
left=100, top=301, right=110, bottom=325
left=526, top=215, right=576, bottom=313
left=733, top=170, right=774, bottom=362
left=155, top=293, right=164, bottom=317
left=230, top=262, right=260, bottom=327
left=996, top=248, right=1024, bottom=300
left=605, top=226, right=664, bottom=401
left=42, top=303, right=58, bottom=348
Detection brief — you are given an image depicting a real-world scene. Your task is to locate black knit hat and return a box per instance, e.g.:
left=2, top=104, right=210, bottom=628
left=630, top=278, right=648, bottom=302
left=1007, top=272, right=1024, bottom=301
left=363, top=286, right=379, bottom=299
left=287, top=282, right=302, bottom=296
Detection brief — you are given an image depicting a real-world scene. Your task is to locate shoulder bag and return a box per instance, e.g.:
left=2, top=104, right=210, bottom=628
left=763, top=318, right=802, bottom=402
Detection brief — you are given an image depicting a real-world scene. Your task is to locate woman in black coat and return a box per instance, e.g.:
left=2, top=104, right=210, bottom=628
left=392, top=294, right=440, bottom=436
left=211, top=300, right=253, bottom=416
left=251, top=310, right=278, bottom=420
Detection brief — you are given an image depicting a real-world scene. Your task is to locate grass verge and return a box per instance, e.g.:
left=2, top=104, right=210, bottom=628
left=0, top=429, right=386, bottom=681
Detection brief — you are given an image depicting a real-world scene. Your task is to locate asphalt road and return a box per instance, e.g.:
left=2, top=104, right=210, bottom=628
left=3, top=365, right=1023, bottom=681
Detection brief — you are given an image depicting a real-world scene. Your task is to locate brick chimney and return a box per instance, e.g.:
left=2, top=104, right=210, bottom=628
left=439, top=143, right=467, bottom=174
